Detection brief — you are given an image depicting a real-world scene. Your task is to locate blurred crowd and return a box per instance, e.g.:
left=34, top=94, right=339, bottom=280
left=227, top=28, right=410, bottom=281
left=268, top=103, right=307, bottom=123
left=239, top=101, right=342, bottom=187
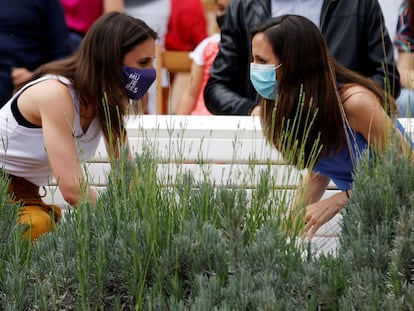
left=0, top=0, right=412, bottom=117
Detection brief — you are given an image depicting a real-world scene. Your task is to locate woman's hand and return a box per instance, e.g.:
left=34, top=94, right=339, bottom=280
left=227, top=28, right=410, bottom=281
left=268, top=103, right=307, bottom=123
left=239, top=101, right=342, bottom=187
left=249, top=104, right=262, bottom=116
left=304, top=191, right=349, bottom=239
left=11, top=67, right=33, bottom=87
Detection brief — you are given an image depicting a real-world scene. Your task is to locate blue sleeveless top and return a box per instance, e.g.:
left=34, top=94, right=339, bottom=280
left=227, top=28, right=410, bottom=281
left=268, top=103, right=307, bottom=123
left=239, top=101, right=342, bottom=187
left=313, top=120, right=413, bottom=191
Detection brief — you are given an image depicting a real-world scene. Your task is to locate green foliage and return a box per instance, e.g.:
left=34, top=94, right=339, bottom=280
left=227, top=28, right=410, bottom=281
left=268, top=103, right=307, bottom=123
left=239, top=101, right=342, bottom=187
left=0, top=171, right=33, bottom=311
left=337, top=139, right=414, bottom=310
left=0, top=135, right=414, bottom=310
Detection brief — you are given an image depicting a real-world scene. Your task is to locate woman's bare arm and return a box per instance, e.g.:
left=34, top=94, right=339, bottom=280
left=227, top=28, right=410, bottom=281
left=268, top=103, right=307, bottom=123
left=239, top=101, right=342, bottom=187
left=175, top=62, right=204, bottom=115
left=20, top=79, right=97, bottom=205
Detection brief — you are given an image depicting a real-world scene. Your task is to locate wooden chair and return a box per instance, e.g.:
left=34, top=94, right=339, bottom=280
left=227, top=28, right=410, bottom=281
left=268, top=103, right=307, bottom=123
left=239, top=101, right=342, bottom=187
left=156, top=44, right=192, bottom=114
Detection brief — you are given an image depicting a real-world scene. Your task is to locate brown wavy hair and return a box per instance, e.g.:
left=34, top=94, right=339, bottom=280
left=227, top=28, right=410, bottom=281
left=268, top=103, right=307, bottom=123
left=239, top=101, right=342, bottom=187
left=18, top=12, right=157, bottom=147
left=252, top=15, right=396, bottom=167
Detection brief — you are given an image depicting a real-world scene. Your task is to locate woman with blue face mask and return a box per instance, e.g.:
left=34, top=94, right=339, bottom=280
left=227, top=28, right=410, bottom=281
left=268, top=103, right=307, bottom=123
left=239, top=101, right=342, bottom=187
left=250, top=15, right=414, bottom=239
left=0, top=12, right=157, bottom=242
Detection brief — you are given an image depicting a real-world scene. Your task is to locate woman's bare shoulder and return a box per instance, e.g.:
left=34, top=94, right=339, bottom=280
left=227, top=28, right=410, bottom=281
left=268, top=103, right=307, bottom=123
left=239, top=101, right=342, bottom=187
left=341, top=83, right=374, bottom=103
left=341, top=83, right=378, bottom=113
left=18, top=78, right=74, bottom=124
left=340, top=83, right=384, bottom=131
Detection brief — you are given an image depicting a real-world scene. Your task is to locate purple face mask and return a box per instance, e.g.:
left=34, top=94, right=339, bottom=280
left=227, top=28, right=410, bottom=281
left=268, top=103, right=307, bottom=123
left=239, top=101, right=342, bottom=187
left=122, top=65, right=156, bottom=100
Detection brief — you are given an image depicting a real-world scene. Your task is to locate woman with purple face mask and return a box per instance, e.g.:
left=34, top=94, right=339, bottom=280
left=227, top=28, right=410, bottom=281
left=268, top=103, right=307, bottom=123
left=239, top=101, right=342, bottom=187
left=0, top=12, right=157, bottom=242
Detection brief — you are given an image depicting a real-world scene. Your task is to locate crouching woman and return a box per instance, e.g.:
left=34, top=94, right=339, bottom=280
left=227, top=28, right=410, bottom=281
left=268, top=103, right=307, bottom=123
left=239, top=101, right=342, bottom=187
left=0, top=12, right=157, bottom=241
left=250, top=15, right=414, bottom=239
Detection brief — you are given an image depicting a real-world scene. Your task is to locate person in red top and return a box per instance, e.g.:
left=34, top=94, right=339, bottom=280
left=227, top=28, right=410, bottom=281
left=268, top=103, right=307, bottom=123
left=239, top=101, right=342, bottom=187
left=61, top=0, right=124, bottom=52
left=175, top=0, right=230, bottom=115
left=165, top=0, right=208, bottom=51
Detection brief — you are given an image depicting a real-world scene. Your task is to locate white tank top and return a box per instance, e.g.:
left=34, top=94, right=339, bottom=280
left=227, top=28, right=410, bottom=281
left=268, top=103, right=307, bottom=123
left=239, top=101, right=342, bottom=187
left=0, top=75, right=102, bottom=186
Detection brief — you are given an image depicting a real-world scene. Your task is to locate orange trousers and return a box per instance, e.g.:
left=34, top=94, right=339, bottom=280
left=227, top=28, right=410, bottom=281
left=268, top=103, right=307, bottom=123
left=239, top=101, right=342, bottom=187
left=7, top=173, right=62, bottom=242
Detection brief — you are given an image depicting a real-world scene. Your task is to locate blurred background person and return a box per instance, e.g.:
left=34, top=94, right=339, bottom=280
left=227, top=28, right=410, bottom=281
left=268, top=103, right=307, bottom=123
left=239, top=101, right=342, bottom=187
left=163, top=0, right=208, bottom=114
left=0, top=0, right=71, bottom=107
left=165, top=0, right=208, bottom=51
left=175, top=0, right=229, bottom=115
left=125, top=0, right=170, bottom=46
left=204, top=0, right=400, bottom=116
left=61, top=0, right=124, bottom=52
left=394, top=0, right=414, bottom=117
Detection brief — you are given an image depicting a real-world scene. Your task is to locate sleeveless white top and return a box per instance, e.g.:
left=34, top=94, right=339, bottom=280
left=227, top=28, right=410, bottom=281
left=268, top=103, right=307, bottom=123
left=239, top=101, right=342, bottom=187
left=0, top=75, right=102, bottom=186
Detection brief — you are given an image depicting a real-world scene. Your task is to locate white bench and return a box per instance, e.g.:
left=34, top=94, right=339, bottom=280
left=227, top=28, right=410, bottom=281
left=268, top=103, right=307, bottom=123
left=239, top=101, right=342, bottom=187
left=43, top=115, right=414, bottom=255
left=44, top=115, right=301, bottom=201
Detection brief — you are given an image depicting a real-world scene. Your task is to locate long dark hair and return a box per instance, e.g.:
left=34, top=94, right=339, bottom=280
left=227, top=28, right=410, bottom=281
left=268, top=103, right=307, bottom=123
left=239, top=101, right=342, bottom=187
left=20, top=12, right=157, bottom=146
left=252, top=15, right=396, bottom=166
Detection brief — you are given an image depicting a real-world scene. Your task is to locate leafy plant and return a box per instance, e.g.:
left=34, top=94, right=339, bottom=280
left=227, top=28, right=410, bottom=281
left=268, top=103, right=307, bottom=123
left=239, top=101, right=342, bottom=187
left=0, top=117, right=413, bottom=309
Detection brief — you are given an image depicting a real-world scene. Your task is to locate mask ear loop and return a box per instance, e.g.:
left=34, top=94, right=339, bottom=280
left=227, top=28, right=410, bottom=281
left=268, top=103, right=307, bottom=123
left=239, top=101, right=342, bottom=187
left=327, top=56, right=362, bottom=169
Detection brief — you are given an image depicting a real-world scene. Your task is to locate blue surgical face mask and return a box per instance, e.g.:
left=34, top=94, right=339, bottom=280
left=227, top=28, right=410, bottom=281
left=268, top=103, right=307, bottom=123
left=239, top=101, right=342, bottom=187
left=122, top=65, right=156, bottom=100
left=250, top=63, right=282, bottom=100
